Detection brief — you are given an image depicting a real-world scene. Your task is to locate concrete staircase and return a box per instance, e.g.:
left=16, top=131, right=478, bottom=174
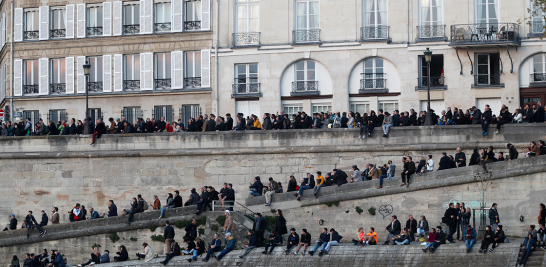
left=515, top=247, right=545, bottom=267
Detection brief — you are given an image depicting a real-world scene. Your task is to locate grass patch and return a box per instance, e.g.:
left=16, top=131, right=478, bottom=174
left=148, top=225, right=157, bottom=232
left=91, top=244, right=101, bottom=249
left=130, top=237, right=138, bottom=242
left=211, top=224, right=219, bottom=231
left=270, top=209, right=277, bottom=213
left=325, top=201, right=340, bottom=207
left=151, top=234, right=165, bottom=242
left=108, top=233, right=120, bottom=243
left=355, top=206, right=364, bottom=215
left=368, top=207, right=376, bottom=216
left=215, top=215, right=226, bottom=226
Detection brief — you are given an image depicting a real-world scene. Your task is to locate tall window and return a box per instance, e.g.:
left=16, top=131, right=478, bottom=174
left=363, top=0, right=387, bottom=39
left=236, top=0, right=259, bottom=33
left=88, top=108, right=102, bottom=122
left=181, top=104, right=201, bottom=124
left=50, top=58, right=66, bottom=94
left=155, top=53, right=172, bottom=89
left=185, top=0, right=202, bottom=31
left=24, top=9, right=39, bottom=40
left=418, top=55, right=444, bottom=88
left=124, top=54, right=141, bottom=90
left=155, top=2, right=172, bottom=32
left=154, top=105, right=173, bottom=122
left=50, top=7, right=66, bottom=38
left=475, top=0, right=498, bottom=26
left=23, top=110, right=40, bottom=124
left=350, top=103, right=370, bottom=115
left=295, top=60, right=315, bottom=81
left=24, top=60, right=39, bottom=94
left=123, top=2, right=140, bottom=35
left=532, top=54, right=546, bottom=82
left=185, top=51, right=201, bottom=87
left=48, top=109, right=66, bottom=123
left=475, top=53, right=501, bottom=85
left=419, top=0, right=442, bottom=38
left=294, top=0, right=319, bottom=43
left=234, top=64, right=258, bottom=94
left=123, top=106, right=141, bottom=124
left=87, top=5, right=103, bottom=36
left=531, top=1, right=545, bottom=33
left=362, top=58, right=384, bottom=89
left=88, top=56, right=103, bottom=92
left=379, top=101, right=398, bottom=114
left=283, top=106, right=303, bottom=117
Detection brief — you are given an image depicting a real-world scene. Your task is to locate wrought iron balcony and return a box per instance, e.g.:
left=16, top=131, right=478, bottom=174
left=233, top=32, right=260, bottom=46
left=472, top=74, right=504, bottom=88
left=87, top=82, right=103, bottom=92
left=359, top=74, right=388, bottom=93
left=23, top=31, right=39, bottom=40
left=184, top=77, right=201, bottom=87
left=361, top=26, right=389, bottom=40
left=293, top=29, right=320, bottom=43
left=50, top=29, right=66, bottom=38
left=529, top=21, right=545, bottom=37
left=530, top=73, right=546, bottom=86
left=450, top=23, right=520, bottom=46
left=291, top=81, right=319, bottom=96
left=416, top=25, right=446, bottom=41
left=87, top=27, right=103, bottom=37
left=123, top=24, right=140, bottom=35
left=23, top=85, right=39, bottom=94
left=416, top=76, right=447, bottom=90
left=124, top=80, right=140, bottom=91
left=50, top=83, right=66, bottom=94
left=155, top=79, right=171, bottom=89
left=184, top=21, right=201, bottom=31
left=232, top=78, right=261, bottom=98
left=154, top=22, right=171, bottom=33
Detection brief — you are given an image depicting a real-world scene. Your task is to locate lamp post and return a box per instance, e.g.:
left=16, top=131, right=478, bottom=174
left=83, top=61, right=91, bottom=134
left=423, top=47, right=433, bottom=126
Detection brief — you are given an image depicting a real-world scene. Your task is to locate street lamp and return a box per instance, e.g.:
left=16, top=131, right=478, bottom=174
left=423, top=47, right=433, bottom=126
left=82, top=61, right=91, bottom=134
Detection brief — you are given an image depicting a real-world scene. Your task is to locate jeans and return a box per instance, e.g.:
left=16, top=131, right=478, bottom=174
left=216, top=248, right=233, bottom=260
left=481, top=121, right=490, bottom=133
left=264, top=242, right=278, bottom=253
left=447, top=225, right=456, bottom=242
left=538, top=233, right=546, bottom=242
left=265, top=191, right=275, bottom=204
left=455, top=221, right=461, bottom=239
left=416, top=228, right=426, bottom=237
left=249, top=191, right=261, bottom=197
left=460, top=223, right=467, bottom=240
left=298, top=186, right=311, bottom=196
left=325, top=241, right=339, bottom=252
left=190, top=249, right=200, bottom=260
left=359, top=126, right=368, bottom=136
left=313, top=184, right=325, bottom=195
left=465, top=239, right=476, bottom=249
left=160, top=207, right=170, bottom=217
left=491, top=223, right=498, bottom=234
left=348, top=125, right=354, bottom=128
left=26, top=223, right=45, bottom=236
left=425, top=242, right=435, bottom=249
left=519, top=238, right=535, bottom=265
left=163, top=253, right=176, bottom=264
left=368, top=125, right=375, bottom=135
left=197, top=201, right=211, bottom=212
left=311, top=242, right=328, bottom=252
left=395, top=239, right=409, bottom=245
left=379, top=174, right=388, bottom=186
left=137, top=254, right=146, bottom=259
left=204, top=248, right=220, bottom=260
left=382, top=124, right=393, bottom=135
left=240, top=246, right=256, bottom=258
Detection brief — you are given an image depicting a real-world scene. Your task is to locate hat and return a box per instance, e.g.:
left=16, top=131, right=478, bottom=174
left=225, top=210, right=230, bottom=215
left=116, top=118, right=120, bottom=121
left=11, top=214, right=14, bottom=217
left=352, top=165, right=357, bottom=169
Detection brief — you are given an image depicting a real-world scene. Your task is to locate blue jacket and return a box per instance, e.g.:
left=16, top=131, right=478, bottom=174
left=100, top=254, right=110, bottom=263
left=318, top=233, right=330, bottom=243
left=53, top=253, right=65, bottom=267
left=89, top=210, right=100, bottom=219
left=248, top=234, right=258, bottom=247
left=108, top=204, right=118, bottom=217
left=210, top=238, right=222, bottom=251
left=225, top=237, right=236, bottom=250
left=68, top=123, right=76, bottom=135
left=464, top=228, right=477, bottom=241
left=249, top=181, right=263, bottom=195
left=268, top=233, right=281, bottom=245
left=330, top=231, right=343, bottom=242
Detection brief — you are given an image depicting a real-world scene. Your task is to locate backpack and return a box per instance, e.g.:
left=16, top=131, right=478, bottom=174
left=141, top=199, right=149, bottom=210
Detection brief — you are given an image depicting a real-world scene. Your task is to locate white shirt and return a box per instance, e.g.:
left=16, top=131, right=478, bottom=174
left=426, top=159, right=434, bottom=171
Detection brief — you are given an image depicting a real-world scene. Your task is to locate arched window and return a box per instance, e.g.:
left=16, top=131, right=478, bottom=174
left=362, top=58, right=384, bottom=90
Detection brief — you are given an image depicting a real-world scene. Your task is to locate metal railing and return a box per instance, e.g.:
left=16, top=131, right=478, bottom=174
left=50, top=29, right=66, bottom=38
left=417, top=25, right=445, bottom=39
left=87, top=82, right=103, bottom=92
left=87, top=27, right=103, bottom=37
left=361, top=26, right=389, bottom=40
left=154, top=79, right=171, bottom=89
left=293, top=29, right=320, bottom=43
left=154, top=22, right=171, bottom=33
left=292, top=81, right=318, bottom=93
left=417, top=76, right=446, bottom=88
left=124, top=80, right=140, bottom=90
left=232, top=83, right=260, bottom=95
left=123, top=24, right=140, bottom=35
left=474, top=74, right=501, bottom=86
left=23, top=85, right=39, bottom=94
left=360, top=78, right=386, bottom=90
left=233, top=32, right=260, bottom=46
left=450, top=23, right=520, bottom=44
left=530, top=73, right=546, bottom=83
left=24, top=31, right=39, bottom=40
left=184, top=77, right=201, bottom=87
left=184, top=21, right=201, bottom=31
left=530, top=20, right=545, bottom=35
left=50, top=83, right=66, bottom=94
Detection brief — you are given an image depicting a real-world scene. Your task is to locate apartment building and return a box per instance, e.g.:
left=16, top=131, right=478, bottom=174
left=0, top=0, right=212, bottom=124
left=214, top=0, right=546, bottom=117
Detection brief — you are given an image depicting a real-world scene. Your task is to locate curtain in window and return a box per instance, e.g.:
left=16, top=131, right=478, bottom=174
left=297, top=2, right=307, bottom=29
left=309, top=1, right=319, bottom=29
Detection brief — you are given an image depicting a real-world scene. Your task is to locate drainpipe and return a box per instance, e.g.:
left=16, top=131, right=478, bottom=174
left=407, top=0, right=410, bottom=45
left=215, top=0, right=220, bottom=115
left=9, top=0, right=13, bottom=122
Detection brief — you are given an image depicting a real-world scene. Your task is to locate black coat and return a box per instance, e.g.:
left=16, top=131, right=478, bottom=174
left=455, top=152, right=466, bottom=167
left=536, top=106, right=545, bottom=122
left=164, top=225, right=175, bottom=239
left=444, top=207, right=458, bottom=226
left=386, top=219, right=401, bottom=235
left=288, top=233, right=300, bottom=245
left=173, top=195, right=183, bottom=207
left=275, top=215, right=288, bottom=235
left=469, top=152, right=480, bottom=166
left=225, top=117, right=234, bottom=130
left=9, top=218, right=17, bottom=230
left=94, top=122, right=107, bottom=138
left=300, top=233, right=311, bottom=245
left=333, top=171, right=348, bottom=186
left=287, top=180, right=297, bottom=192
left=438, top=156, right=452, bottom=170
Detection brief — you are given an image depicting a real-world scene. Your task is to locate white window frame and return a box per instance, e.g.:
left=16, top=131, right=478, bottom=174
left=350, top=102, right=370, bottom=115
left=362, top=57, right=384, bottom=89
left=531, top=1, right=545, bottom=33
left=124, top=54, right=141, bottom=82
left=50, top=7, right=67, bottom=31
left=295, top=0, right=319, bottom=31
left=418, top=0, right=443, bottom=37
left=363, top=0, right=387, bottom=27
left=24, top=60, right=39, bottom=87
left=185, top=0, right=202, bottom=30
left=312, top=105, right=331, bottom=113
left=283, top=106, right=303, bottom=117
left=475, top=0, right=498, bottom=26
left=185, top=51, right=201, bottom=78
left=50, top=58, right=66, bottom=85
left=236, top=0, right=259, bottom=33
left=123, top=2, right=140, bottom=26
left=87, top=56, right=103, bottom=83
left=24, top=9, right=39, bottom=33
left=235, top=63, right=258, bottom=83
left=154, top=1, right=171, bottom=32
left=155, top=52, right=172, bottom=89
left=87, top=4, right=104, bottom=33
left=378, top=101, right=398, bottom=114
left=295, top=60, right=315, bottom=82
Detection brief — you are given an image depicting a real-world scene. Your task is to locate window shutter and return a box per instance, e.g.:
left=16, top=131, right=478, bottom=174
left=201, top=49, right=210, bottom=88
left=65, top=57, right=74, bottom=94
left=14, top=8, right=23, bottom=42
left=14, top=59, right=22, bottom=96
left=171, top=0, right=183, bottom=32
left=140, top=0, right=146, bottom=34
left=171, top=51, right=183, bottom=89
left=114, top=54, right=123, bottom=91
left=77, top=4, right=86, bottom=38
left=2, top=13, right=6, bottom=46
left=39, top=6, right=49, bottom=40
left=201, top=0, right=210, bottom=31
left=66, top=5, right=75, bottom=38
left=103, top=55, right=112, bottom=92
left=103, top=2, right=112, bottom=36
left=39, top=58, right=49, bottom=95
left=140, top=52, right=153, bottom=90
left=113, top=1, right=122, bottom=36
left=77, top=56, right=86, bottom=93
left=140, top=0, right=153, bottom=34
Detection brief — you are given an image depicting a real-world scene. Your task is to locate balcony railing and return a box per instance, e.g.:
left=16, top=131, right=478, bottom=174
left=233, top=32, right=260, bottom=46
left=50, top=83, right=66, bottom=94
left=529, top=21, right=545, bottom=37
left=184, top=77, right=201, bottom=87
left=124, top=80, right=140, bottom=90
left=123, top=24, right=140, bottom=35
left=232, top=78, right=261, bottom=98
left=50, top=29, right=66, bottom=39
left=184, top=21, right=201, bottom=31
left=416, top=25, right=446, bottom=40
left=361, top=26, right=389, bottom=40
left=23, top=85, right=39, bottom=94
left=530, top=73, right=546, bottom=85
left=87, top=27, right=103, bottom=37
left=416, top=76, right=447, bottom=90
left=154, top=22, right=171, bottom=33
left=87, top=82, right=103, bottom=92
left=155, top=79, right=171, bottom=89
left=450, top=23, right=520, bottom=45
left=473, top=74, right=502, bottom=87
left=291, top=81, right=319, bottom=96
left=24, top=31, right=39, bottom=40
left=293, top=29, right=321, bottom=43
